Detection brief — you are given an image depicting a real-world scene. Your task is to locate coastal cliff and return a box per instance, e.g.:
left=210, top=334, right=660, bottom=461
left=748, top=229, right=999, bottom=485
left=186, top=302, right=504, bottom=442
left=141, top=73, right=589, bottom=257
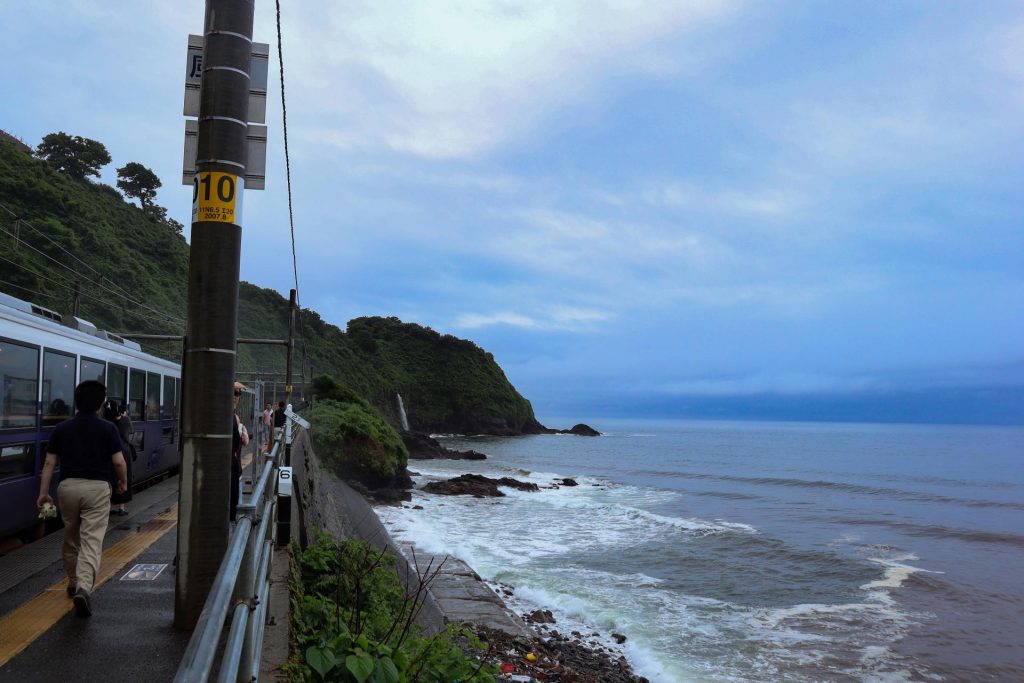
left=0, top=140, right=543, bottom=437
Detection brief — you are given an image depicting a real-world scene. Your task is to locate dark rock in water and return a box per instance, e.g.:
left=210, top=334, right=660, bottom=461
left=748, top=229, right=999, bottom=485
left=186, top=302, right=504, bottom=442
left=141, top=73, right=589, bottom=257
left=543, top=422, right=602, bottom=436
left=494, top=476, right=539, bottom=492
left=402, top=431, right=488, bottom=460
left=371, top=488, right=412, bottom=504
left=560, top=478, right=579, bottom=486
left=612, top=633, right=627, bottom=644
left=527, top=609, right=557, bottom=624
left=423, top=474, right=504, bottom=497
left=346, top=480, right=370, bottom=497
left=421, top=473, right=539, bottom=497
left=568, top=423, right=601, bottom=436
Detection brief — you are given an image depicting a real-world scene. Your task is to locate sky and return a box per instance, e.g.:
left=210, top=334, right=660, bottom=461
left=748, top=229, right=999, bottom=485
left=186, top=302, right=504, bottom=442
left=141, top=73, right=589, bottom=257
left=3, top=1, right=1023, bottom=424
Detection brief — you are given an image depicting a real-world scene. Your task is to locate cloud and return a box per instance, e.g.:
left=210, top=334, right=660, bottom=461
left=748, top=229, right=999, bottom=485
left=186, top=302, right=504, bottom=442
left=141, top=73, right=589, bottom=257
left=455, top=312, right=539, bottom=329
left=641, top=181, right=805, bottom=218
left=653, top=373, right=883, bottom=397
left=454, top=305, right=611, bottom=331
left=283, top=0, right=741, bottom=158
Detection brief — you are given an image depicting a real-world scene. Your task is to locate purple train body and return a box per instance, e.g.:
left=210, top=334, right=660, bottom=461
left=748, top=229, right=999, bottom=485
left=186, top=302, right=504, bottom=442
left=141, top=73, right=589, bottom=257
left=0, top=293, right=182, bottom=539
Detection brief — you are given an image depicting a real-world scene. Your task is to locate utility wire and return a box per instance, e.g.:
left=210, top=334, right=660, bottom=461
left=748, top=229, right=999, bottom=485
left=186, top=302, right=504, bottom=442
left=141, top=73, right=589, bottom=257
left=275, top=0, right=300, bottom=305
left=0, top=203, right=185, bottom=325
left=0, top=217, right=184, bottom=327
left=0, top=252, right=182, bottom=334
left=275, top=0, right=312, bottom=387
left=0, top=278, right=67, bottom=307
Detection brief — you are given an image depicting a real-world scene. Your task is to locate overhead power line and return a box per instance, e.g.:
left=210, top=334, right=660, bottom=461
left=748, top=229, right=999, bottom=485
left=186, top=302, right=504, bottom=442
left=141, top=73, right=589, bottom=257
left=275, top=0, right=312, bottom=386
left=0, top=211, right=184, bottom=327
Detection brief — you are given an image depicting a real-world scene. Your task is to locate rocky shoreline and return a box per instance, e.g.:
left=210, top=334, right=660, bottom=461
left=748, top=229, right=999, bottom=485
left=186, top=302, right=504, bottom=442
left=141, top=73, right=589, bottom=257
left=382, top=427, right=648, bottom=683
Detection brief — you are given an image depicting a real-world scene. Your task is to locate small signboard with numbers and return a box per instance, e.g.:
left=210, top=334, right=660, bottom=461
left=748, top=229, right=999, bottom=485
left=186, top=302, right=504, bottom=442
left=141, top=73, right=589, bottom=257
left=191, top=171, right=242, bottom=224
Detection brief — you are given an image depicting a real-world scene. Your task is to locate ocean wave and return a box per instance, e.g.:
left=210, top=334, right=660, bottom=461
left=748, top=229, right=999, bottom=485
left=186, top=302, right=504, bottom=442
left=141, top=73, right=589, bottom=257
left=835, top=517, right=1024, bottom=549
left=860, top=556, right=938, bottom=605
left=671, top=470, right=1024, bottom=511
left=625, top=506, right=758, bottom=535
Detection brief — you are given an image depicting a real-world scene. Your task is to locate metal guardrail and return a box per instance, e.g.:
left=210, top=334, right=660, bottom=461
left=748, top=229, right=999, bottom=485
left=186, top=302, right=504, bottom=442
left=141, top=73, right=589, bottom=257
left=174, top=415, right=299, bottom=683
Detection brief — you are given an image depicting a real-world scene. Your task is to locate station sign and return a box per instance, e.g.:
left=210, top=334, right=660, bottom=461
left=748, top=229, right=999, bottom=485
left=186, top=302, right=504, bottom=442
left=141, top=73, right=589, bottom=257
left=183, top=34, right=269, bottom=123
left=182, top=34, right=268, bottom=190
left=181, top=119, right=266, bottom=190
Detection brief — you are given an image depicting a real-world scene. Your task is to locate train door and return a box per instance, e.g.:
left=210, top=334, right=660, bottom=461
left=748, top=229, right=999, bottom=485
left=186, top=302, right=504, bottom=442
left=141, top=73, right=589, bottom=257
left=0, top=338, right=41, bottom=539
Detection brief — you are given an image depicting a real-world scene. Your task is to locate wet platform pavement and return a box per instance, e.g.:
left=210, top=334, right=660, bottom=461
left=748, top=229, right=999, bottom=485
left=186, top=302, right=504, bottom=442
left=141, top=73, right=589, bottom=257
left=0, top=478, right=188, bottom=682
left=0, top=466, right=535, bottom=682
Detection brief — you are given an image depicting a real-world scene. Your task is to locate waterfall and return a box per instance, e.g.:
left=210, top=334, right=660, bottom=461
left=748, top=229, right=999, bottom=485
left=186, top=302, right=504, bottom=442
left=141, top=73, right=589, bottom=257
left=396, top=393, right=410, bottom=432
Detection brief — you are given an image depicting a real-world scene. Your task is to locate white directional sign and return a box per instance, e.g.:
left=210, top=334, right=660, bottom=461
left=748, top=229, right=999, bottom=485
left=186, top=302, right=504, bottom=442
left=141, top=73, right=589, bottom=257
left=181, top=34, right=269, bottom=190
left=183, top=34, right=269, bottom=123
left=182, top=119, right=266, bottom=190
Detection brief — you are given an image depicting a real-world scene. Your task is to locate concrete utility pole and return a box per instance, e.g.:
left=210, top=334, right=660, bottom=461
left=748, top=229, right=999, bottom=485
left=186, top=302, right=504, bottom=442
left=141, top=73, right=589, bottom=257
left=175, top=0, right=255, bottom=630
left=285, top=288, right=295, bottom=465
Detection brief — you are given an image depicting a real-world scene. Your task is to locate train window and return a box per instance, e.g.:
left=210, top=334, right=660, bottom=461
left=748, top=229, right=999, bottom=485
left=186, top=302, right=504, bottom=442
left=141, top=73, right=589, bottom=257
left=161, top=426, right=175, bottom=445
left=0, top=339, right=39, bottom=430
left=0, top=443, right=35, bottom=481
left=42, top=350, right=75, bottom=426
left=175, top=378, right=181, bottom=416
left=129, top=369, right=145, bottom=421
left=147, top=372, right=161, bottom=420
left=81, top=357, right=105, bottom=384
left=108, top=365, right=127, bottom=411
left=162, top=375, right=177, bottom=419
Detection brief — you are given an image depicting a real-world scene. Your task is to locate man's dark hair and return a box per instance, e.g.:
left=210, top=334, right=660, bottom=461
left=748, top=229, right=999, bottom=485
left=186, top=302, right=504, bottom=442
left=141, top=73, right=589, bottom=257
left=75, top=380, right=107, bottom=413
left=278, top=401, right=285, bottom=409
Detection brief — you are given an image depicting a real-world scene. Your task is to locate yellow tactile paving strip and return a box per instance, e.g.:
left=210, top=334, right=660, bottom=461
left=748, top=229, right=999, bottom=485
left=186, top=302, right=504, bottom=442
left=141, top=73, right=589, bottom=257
left=0, top=505, right=178, bottom=666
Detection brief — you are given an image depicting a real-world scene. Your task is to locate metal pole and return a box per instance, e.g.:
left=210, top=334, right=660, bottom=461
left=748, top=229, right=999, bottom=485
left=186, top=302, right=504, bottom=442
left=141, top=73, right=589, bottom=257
left=284, top=289, right=295, bottom=466
left=176, top=0, right=255, bottom=630
left=71, top=281, right=81, bottom=317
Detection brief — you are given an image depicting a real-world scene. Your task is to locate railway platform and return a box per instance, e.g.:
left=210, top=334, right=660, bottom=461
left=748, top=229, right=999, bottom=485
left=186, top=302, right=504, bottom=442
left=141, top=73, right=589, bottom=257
left=0, top=475, right=289, bottom=682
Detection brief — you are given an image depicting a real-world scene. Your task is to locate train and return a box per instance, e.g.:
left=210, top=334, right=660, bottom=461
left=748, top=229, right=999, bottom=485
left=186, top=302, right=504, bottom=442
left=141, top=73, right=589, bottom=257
left=0, top=292, right=182, bottom=540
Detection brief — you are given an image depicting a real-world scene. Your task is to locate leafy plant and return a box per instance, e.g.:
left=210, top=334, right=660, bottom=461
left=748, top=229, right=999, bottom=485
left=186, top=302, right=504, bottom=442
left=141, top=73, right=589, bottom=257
left=285, top=533, right=496, bottom=683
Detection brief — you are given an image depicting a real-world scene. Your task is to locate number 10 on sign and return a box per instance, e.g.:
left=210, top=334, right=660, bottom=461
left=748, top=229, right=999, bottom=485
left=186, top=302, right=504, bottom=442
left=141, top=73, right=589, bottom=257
left=191, top=171, right=242, bottom=224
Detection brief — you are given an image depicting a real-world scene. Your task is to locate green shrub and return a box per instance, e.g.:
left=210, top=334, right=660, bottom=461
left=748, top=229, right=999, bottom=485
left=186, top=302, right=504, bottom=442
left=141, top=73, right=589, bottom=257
left=286, top=533, right=496, bottom=683
left=306, top=398, right=408, bottom=488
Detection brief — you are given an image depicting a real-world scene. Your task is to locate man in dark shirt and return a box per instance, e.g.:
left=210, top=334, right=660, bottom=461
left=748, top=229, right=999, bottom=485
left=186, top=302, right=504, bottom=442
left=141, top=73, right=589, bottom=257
left=37, top=380, right=127, bottom=618
left=273, top=400, right=287, bottom=429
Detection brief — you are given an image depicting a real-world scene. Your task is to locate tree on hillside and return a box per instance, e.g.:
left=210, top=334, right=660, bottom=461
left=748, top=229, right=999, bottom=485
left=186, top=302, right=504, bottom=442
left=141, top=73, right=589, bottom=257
left=145, top=204, right=185, bottom=234
left=35, top=132, right=111, bottom=179
left=116, top=161, right=162, bottom=209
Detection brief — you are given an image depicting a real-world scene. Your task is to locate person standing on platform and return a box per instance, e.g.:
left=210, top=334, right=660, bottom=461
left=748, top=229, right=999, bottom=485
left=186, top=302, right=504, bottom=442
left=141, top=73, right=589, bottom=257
left=36, top=380, right=127, bottom=618
left=261, top=402, right=273, bottom=451
left=273, top=400, right=287, bottom=439
left=230, top=382, right=249, bottom=523
left=105, top=400, right=135, bottom=516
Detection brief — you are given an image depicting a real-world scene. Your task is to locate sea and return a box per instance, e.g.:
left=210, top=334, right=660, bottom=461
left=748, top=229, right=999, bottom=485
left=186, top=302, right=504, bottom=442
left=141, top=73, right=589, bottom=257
left=375, top=418, right=1024, bottom=682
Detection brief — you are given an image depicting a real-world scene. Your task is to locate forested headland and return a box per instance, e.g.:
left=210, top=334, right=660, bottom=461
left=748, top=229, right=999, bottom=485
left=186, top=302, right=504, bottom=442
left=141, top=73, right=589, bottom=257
left=0, top=133, right=543, bottom=437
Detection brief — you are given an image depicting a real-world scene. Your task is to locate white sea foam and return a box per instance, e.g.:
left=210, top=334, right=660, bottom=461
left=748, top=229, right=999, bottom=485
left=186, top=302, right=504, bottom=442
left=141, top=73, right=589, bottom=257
left=379, top=440, right=943, bottom=683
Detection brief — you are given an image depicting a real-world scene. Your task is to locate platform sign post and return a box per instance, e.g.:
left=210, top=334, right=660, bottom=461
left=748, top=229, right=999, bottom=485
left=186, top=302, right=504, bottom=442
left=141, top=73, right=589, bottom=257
left=175, top=0, right=255, bottom=632
left=276, top=466, right=292, bottom=545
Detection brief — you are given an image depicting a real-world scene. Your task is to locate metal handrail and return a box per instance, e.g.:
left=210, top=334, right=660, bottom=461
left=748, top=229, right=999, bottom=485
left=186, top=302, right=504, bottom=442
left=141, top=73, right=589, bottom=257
left=174, top=415, right=299, bottom=683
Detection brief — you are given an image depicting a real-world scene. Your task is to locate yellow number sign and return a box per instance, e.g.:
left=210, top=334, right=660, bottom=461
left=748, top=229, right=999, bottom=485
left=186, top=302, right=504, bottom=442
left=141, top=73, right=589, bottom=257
left=191, top=171, right=241, bottom=224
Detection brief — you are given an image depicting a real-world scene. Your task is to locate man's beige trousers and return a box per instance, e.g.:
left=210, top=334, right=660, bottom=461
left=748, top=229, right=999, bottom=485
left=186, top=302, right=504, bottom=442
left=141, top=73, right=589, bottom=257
left=57, top=478, right=112, bottom=593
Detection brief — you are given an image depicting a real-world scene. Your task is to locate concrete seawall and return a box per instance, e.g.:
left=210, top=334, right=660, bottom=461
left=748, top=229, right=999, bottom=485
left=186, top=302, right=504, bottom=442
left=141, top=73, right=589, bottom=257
left=291, top=431, right=529, bottom=638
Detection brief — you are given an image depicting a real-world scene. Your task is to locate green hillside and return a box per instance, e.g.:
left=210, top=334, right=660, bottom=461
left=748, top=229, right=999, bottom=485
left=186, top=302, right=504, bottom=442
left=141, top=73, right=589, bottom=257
left=0, top=136, right=542, bottom=435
